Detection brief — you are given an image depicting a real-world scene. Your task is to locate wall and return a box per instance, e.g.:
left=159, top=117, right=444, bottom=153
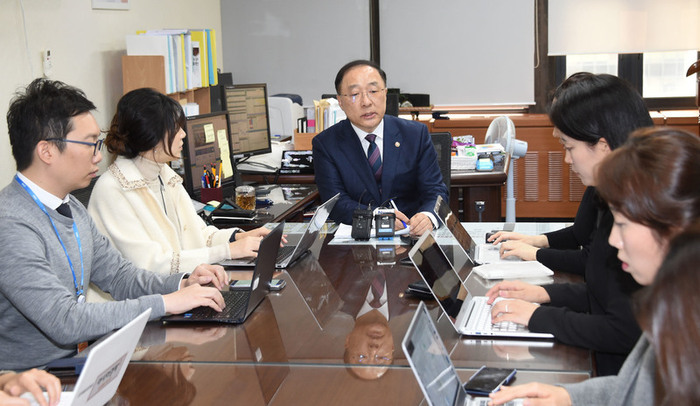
left=219, top=0, right=534, bottom=108
left=0, top=0, right=222, bottom=185
left=220, top=0, right=370, bottom=106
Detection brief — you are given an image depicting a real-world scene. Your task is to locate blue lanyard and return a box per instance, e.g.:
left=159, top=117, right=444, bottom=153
left=15, top=176, right=85, bottom=303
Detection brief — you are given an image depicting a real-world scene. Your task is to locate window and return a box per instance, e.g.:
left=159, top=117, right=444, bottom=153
left=566, top=54, right=618, bottom=77
left=643, top=50, right=697, bottom=98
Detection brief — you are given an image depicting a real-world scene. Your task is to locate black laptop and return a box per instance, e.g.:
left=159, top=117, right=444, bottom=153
left=162, top=221, right=284, bottom=324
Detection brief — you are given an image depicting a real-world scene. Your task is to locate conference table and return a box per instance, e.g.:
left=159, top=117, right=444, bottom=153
left=113, top=222, right=591, bottom=404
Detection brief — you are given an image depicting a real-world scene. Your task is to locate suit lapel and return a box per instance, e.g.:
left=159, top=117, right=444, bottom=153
left=337, top=121, right=381, bottom=203
left=380, top=118, right=403, bottom=202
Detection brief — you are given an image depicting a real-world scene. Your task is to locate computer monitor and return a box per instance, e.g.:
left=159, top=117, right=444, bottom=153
left=224, top=83, right=273, bottom=159
left=181, top=112, right=236, bottom=199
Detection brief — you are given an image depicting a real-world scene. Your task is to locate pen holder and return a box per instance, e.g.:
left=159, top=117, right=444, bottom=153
left=200, top=187, right=223, bottom=204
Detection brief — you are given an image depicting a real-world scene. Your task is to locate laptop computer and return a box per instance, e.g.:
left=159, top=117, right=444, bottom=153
left=434, top=196, right=514, bottom=265
left=162, top=221, right=284, bottom=324
left=408, top=232, right=553, bottom=339
left=24, top=309, right=151, bottom=406
left=434, top=196, right=553, bottom=280
left=221, top=193, right=339, bottom=269
left=403, top=302, right=523, bottom=406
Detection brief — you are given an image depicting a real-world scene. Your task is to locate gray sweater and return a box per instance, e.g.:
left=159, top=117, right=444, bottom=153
left=0, top=180, right=181, bottom=370
left=563, top=335, right=655, bottom=405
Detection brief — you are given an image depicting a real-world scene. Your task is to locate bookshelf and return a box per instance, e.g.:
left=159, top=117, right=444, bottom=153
left=121, top=55, right=211, bottom=114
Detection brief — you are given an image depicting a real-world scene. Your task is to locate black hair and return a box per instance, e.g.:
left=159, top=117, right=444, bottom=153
left=105, top=88, right=185, bottom=159
left=334, top=59, right=387, bottom=94
left=6, top=78, right=96, bottom=171
left=548, top=72, right=653, bottom=150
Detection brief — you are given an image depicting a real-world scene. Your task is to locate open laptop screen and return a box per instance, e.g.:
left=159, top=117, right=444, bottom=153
left=434, top=195, right=477, bottom=262
left=403, top=302, right=463, bottom=406
left=411, top=233, right=469, bottom=322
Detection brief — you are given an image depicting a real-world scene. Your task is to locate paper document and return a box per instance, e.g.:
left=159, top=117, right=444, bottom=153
left=472, top=261, right=554, bottom=280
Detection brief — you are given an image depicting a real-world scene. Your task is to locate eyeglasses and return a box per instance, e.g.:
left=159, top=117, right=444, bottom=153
left=46, top=138, right=104, bottom=156
left=353, top=352, right=393, bottom=364
left=339, top=88, right=386, bottom=104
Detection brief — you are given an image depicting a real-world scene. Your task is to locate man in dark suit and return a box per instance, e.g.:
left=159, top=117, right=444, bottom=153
left=312, top=60, right=448, bottom=236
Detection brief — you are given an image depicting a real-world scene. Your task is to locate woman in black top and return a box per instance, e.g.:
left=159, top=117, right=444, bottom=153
left=486, top=73, right=653, bottom=376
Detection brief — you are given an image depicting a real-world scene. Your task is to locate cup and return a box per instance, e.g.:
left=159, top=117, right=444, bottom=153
left=235, top=185, right=256, bottom=210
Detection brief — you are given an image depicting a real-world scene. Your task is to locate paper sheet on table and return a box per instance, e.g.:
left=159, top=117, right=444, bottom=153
left=472, top=261, right=554, bottom=280
left=333, top=223, right=410, bottom=240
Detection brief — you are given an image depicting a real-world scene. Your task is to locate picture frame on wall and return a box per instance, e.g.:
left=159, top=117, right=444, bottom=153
left=92, top=0, right=129, bottom=10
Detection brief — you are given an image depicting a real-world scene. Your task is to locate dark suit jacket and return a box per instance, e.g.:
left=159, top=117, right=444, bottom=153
left=312, top=115, right=448, bottom=225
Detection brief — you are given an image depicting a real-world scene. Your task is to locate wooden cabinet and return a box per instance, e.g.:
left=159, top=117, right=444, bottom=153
left=121, top=55, right=211, bottom=113
left=428, top=113, right=693, bottom=219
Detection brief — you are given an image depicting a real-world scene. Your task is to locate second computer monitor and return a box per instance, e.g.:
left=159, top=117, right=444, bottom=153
left=182, top=112, right=235, bottom=198
left=224, top=83, right=273, bottom=158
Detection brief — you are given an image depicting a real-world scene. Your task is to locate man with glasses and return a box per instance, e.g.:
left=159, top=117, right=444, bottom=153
left=0, top=78, right=228, bottom=370
left=313, top=60, right=447, bottom=236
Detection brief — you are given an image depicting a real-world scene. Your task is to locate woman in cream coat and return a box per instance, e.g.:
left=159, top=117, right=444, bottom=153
left=88, top=88, right=268, bottom=301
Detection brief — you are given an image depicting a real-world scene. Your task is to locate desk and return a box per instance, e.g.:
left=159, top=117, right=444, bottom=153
left=244, top=165, right=508, bottom=223
left=114, top=363, right=589, bottom=405
left=112, top=222, right=590, bottom=403
left=209, top=184, right=319, bottom=229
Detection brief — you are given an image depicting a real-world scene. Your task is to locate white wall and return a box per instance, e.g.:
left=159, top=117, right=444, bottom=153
left=219, top=0, right=534, bottom=108
left=0, top=0, right=223, bottom=185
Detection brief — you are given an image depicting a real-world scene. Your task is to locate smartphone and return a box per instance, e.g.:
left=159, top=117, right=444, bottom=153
left=229, top=279, right=286, bottom=291
left=463, top=366, right=517, bottom=396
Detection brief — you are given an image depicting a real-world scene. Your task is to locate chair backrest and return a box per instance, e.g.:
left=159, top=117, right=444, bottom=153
left=72, top=176, right=99, bottom=207
left=430, top=132, right=452, bottom=191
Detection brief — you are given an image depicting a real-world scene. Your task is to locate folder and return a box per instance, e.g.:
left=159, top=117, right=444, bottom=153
left=190, top=30, right=209, bottom=88
left=207, top=29, right=218, bottom=86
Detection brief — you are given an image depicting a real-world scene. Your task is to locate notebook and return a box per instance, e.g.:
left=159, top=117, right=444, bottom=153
left=23, top=309, right=151, bottom=406
left=162, top=222, right=284, bottom=324
left=402, top=302, right=523, bottom=406
left=220, top=193, right=340, bottom=269
left=408, top=232, right=553, bottom=339
left=433, top=196, right=515, bottom=265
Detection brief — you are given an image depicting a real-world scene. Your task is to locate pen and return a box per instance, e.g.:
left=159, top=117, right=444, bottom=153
left=390, top=199, right=408, bottom=228
left=217, top=161, right=223, bottom=187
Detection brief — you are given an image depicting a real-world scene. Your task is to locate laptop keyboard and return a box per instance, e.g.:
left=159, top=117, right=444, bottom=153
left=183, top=290, right=249, bottom=320
left=276, top=245, right=295, bottom=262
left=472, top=298, right=526, bottom=333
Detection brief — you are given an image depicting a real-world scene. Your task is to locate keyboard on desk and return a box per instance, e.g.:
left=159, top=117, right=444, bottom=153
left=182, top=290, right=249, bottom=322
left=276, top=245, right=295, bottom=262
left=470, top=297, right=527, bottom=334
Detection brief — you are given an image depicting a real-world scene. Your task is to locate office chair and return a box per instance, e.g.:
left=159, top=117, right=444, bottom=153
left=430, top=132, right=452, bottom=192
left=72, top=176, right=100, bottom=207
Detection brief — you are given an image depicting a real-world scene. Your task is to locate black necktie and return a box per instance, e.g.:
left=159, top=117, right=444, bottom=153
left=56, top=203, right=72, bottom=218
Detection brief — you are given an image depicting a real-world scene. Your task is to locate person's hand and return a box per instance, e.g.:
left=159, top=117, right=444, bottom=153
left=485, top=281, right=550, bottom=304
left=488, top=232, right=549, bottom=248
left=499, top=240, right=539, bottom=261
left=488, top=382, right=572, bottom=406
left=490, top=298, right=538, bottom=326
left=0, top=369, right=61, bottom=406
left=182, top=264, right=228, bottom=290
left=234, top=226, right=269, bottom=240
left=394, top=210, right=410, bottom=231
left=408, top=213, right=433, bottom=236
left=228, top=236, right=263, bottom=259
left=163, top=284, right=225, bottom=315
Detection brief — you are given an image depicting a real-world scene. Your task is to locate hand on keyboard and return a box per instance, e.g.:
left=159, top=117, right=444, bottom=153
left=489, top=298, right=539, bottom=327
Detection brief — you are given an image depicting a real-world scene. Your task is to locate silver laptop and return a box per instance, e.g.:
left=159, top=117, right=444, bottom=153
left=24, top=309, right=151, bottom=406
left=408, top=232, right=553, bottom=339
left=403, top=302, right=523, bottom=406
left=434, top=196, right=517, bottom=265
left=221, top=193, right=339, bottom=268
